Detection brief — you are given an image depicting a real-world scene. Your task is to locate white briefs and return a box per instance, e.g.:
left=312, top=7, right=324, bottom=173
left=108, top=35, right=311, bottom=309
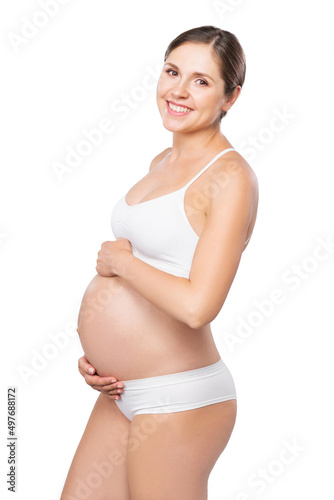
left=114, top=358, right=237, bottom=421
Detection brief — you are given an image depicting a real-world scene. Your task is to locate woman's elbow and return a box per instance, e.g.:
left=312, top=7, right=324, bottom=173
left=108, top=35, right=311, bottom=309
left=184, top=287, right=222, bottom=329
left=187, top=304, right=218, bottom=329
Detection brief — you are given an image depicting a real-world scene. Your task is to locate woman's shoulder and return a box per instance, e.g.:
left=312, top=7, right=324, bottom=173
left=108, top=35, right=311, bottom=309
left=207, top=148, right=259, bottom=211
left=148, top=147, right=172, bottom=172
left=215, top=149, right=258, bottom=191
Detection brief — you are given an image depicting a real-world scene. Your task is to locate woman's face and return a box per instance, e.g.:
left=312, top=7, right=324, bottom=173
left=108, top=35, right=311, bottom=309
left=156, top=42, right=227, bottom=132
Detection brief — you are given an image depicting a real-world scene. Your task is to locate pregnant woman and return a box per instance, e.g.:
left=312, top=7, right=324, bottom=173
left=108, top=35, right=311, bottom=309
left=61, top=25, right=258, bottom=500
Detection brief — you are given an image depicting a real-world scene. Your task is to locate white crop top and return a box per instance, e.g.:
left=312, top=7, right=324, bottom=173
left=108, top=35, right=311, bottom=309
left=111, top=148, right=236, bottom=278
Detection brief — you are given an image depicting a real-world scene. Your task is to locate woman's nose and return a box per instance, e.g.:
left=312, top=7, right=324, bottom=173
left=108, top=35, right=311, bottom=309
left=171, top=80, right=189, bottom=98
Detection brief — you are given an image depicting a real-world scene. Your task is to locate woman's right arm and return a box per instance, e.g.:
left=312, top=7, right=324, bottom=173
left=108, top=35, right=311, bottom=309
left=78, top=355, right=124, bottom=400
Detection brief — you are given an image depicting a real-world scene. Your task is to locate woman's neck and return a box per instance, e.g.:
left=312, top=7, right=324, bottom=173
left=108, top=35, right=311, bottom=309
left=169, top=128, right=228, bottom=162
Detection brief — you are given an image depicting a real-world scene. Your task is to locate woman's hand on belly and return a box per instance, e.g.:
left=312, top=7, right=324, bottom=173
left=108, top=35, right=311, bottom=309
left=78, top=355, right=124, bottom=400
left=96, top=238, right=133, bottom=277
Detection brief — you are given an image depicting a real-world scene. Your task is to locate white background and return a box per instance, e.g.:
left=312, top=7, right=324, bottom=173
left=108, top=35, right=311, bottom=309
left=1, top=0, right=333, bottom=498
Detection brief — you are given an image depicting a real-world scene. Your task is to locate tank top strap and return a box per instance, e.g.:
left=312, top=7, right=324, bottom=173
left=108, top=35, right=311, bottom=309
left=158, top=150, right=172, bottom=166
left=182, top=147, right=235, bottom=191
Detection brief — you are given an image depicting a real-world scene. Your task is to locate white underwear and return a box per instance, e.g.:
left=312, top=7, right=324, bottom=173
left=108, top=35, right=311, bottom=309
left=114, top=358, right=237, bottom=421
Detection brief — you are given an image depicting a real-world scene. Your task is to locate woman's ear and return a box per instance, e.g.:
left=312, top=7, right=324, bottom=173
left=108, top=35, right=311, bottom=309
left=222, top=86, right=242, bottom=112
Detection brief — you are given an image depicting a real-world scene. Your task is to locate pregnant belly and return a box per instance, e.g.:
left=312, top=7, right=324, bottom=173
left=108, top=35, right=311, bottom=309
left=77, top=274, right=220, bottom=380
left=77, top=273, right=159, bottom=378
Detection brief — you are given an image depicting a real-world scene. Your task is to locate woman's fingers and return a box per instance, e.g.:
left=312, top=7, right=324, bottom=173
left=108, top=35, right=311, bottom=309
left=84, top=374, right=123, bottom=391
left=78, top=354, right=97, bottom=375
left=77, top=354, right=124, bottom=399
left=86, top=376, right=124, bottom=399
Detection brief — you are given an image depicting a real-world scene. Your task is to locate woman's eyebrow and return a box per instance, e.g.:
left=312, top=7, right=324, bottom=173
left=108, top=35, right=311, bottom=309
left=164, top=62, right=216, bottom=83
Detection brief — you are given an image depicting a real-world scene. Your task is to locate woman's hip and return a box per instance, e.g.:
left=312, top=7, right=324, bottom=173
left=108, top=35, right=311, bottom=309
left=114, top=358, right=237, bottom=422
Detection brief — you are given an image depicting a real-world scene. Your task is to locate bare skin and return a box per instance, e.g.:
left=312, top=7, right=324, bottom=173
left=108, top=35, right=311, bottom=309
left=78, top=352, right=125, bottom=400
left=61, top=41, right=258, bottom=499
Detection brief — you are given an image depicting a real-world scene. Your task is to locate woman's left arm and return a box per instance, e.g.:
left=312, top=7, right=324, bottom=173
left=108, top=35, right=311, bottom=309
left=97, top=165, right=258, bottom=329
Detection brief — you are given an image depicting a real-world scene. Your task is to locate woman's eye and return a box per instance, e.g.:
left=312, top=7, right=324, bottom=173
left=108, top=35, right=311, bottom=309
left=196, top=79, right=208, bottom=86
left=165, top=70, right=208, bottom=86
left=166, top=69, right=177, bottom=76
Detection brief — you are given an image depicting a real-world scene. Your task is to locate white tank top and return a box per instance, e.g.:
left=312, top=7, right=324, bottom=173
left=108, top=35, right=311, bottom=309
left=111, top=148, right=235, bottom=278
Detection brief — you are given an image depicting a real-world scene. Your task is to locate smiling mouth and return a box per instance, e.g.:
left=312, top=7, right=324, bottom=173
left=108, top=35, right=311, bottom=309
left=167, top=101, right=193, bottom=113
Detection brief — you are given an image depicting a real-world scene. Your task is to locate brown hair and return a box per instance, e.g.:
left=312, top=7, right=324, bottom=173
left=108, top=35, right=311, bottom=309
left=163, top=25, right=246, bottom=120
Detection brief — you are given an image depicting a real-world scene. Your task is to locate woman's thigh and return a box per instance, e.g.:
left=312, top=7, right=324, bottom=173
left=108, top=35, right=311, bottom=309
left=60, top=393, right=132, bottom=500
left=126, top=399, right=237, bottom=500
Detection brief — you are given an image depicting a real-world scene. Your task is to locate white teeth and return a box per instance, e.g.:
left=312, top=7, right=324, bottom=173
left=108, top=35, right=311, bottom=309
left=168, top=102, right=191, bottom=113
